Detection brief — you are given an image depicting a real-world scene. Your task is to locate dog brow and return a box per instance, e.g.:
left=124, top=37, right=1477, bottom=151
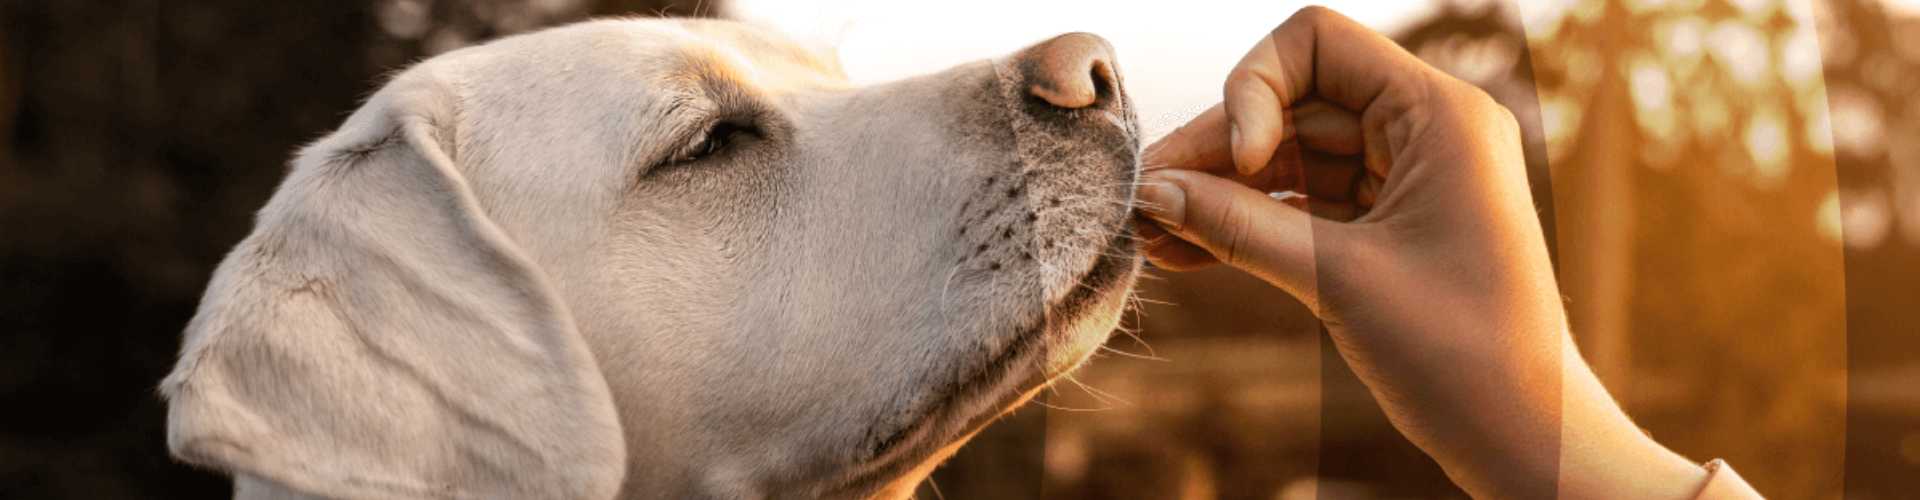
left=631, top=53, right=778, bottom=175
left=688, top=59, right=760, bottom=109
left=655, top=51, right=767, bottom=121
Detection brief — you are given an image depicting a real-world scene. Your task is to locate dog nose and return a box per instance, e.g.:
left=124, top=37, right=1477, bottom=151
left=1016, top=33, right=1120, bottom=110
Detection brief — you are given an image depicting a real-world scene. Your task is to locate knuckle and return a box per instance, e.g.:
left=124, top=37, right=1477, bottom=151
left=1437, top=74, right=1490, bottom=104
left=1489, top=97, right=1515, bottom=121
left=1276, top=6, right=1333, bottom=39
left=1221, top=66, right=1251, bottom=90
left=1292, top=5, right=1336, bottom=25
left=1494, top=101, right=1521, bottom=131
left=1422, top=69, right=1472, bottom=96
left=1433, top=78, right=1512, bottom=127
left=1223, top=66, right=1258, bottom=95
left=1457, top=84, right=1519, bottom=135
left=1471, top=88, right=1504, bottom=118
left=1492, top=105, right=1521, bottom=141
left=1463, top=82, right=1505, bottom=117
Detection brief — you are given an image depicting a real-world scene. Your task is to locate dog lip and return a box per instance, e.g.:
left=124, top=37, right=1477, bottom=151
left=1043, top=222, right=1137, bottom=325
left=930, top=229, right=1140, bottom=448
left=829, top=227, right=1139, bottom=496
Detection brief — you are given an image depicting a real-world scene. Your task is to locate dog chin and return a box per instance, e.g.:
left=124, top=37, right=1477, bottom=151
left=828, top=231, right=1140, bottom=499
left=1038, top=229, right=1142, bottom=377
left=946, top=225, right=1142, bottom=438
left=812, top=231, right=1136, bottom=499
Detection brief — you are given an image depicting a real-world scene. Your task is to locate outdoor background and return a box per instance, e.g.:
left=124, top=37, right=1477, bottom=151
left=1, top=0, right=1915, bottom=498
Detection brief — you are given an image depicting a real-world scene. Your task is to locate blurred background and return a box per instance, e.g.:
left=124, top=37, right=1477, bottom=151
left=0, top=0, right=1914, bottom=498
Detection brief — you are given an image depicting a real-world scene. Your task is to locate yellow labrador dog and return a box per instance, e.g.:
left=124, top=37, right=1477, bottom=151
left=161, top=17, right=1141, bottom=499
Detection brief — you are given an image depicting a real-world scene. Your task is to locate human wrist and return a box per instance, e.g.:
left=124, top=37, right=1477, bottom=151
left=1429, top=332, right=1704, bottom=499
left=1550, top=341, right=1708, bottom=499
left=1555, top=409, right=1706, bottom=499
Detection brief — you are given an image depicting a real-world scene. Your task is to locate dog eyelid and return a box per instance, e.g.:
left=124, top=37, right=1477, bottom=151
left=649, top=80, right=777, bottom=171
left=664, top=118, right=759, bottom=166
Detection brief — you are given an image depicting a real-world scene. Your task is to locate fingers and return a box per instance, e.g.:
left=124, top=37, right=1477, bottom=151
left=1146, top=103, right=1370, bottom=206
left=1298, top=149, right=1364, bottom=202
left=1224, top=54, right=1287, bottom=176
left=1144, top=104, right=1233, bottom=172
left=1146, top=100, right=1364, bottom=173
left=1293, top=100, right=1364, bottom=156
left=1136, top=169, right=1331, bottom=308
left=1136, top=217, right=1219, bottom=270
left=1220, top=6, right=1433, bottom=177
left=1145, top=99, right=1366, bottom=208
left=1355, top=173, right=1384, bottom=208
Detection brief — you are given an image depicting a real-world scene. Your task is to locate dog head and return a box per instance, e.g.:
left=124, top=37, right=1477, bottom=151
left=162, top=18, right=1140, bottom=499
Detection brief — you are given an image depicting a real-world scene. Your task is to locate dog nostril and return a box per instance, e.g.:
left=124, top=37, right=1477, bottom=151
left=1088, top=61, right=1116, bottom=103
left=1020, top=32, right=1119, bottom=110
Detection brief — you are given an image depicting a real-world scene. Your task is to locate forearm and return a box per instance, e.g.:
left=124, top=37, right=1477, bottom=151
left=1379, top=309, right=1706, bottom=498
left=1426, top=329, right=1708, bottom=498
left=1432, top=247, right=1706, bottom=498
left=1551, top=339, right=1707, bottom=499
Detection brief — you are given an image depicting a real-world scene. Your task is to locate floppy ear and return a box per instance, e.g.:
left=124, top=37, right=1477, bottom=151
left=160, top=69, right=625, bottom=499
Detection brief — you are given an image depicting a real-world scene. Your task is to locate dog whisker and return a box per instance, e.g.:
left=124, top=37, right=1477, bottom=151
left=938, top=261, right=965, bottom=311
left=1097, top=344, right=1168, bottom=363
left=924, top=476, right=946, bottom=500
left=1108, top=322, right=1159, bottom=359
left=1128, top=295, right=1175, bottom=307
left=1063, top=373, right=1131, bottom=408
left=1052, top=241, right=1139, bottom=262
left=1053, top=193, right=1138, bottom=206
left=1029, top=398, right=1113, bottom=413
left=1063, top=226, right=1147, bottom=245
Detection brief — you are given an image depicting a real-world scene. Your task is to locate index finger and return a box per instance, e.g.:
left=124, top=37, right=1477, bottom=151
left=1223, top=6, right=1434, bottom=176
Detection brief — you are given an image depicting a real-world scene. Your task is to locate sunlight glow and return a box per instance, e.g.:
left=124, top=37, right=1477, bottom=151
left=1888, top=0, right=1920, bottom=16
left=731, top=0, right=1436, bottom=140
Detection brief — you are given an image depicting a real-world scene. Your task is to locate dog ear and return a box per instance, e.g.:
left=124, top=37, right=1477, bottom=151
left=159, top=68, right=625, bottom=499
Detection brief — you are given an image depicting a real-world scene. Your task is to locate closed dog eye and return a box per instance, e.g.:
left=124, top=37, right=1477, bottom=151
left=665, top=118, right=760, bottom=166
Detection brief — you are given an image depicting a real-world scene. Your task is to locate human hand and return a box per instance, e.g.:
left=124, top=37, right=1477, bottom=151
left=1134, top=7, right=1707, bottom=498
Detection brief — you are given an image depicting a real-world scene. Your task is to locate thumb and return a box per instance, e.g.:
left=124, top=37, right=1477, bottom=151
left=1136, top=169, right=1331, bottom=309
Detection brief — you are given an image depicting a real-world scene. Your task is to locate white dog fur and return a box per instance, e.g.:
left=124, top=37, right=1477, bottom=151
left=162, top=18, right=1142, bottom=499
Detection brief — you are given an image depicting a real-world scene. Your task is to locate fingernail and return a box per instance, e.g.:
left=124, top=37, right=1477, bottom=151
left=1229, top=123, right=1242, bottom=157
left=1136, top=173, right=1187, bottom=231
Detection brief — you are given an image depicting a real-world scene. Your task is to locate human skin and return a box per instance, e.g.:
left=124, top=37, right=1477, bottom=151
left=1133, top=7, right=1709, bottom=499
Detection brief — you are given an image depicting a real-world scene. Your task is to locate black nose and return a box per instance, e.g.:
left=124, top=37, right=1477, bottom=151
left=1014, top=32, right=1120, bottom=110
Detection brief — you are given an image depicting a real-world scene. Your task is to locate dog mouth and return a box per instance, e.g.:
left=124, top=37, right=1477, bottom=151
left=829, top=223, right=1140, bottom=496
left=819, top=42, right=1143, bottom=496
